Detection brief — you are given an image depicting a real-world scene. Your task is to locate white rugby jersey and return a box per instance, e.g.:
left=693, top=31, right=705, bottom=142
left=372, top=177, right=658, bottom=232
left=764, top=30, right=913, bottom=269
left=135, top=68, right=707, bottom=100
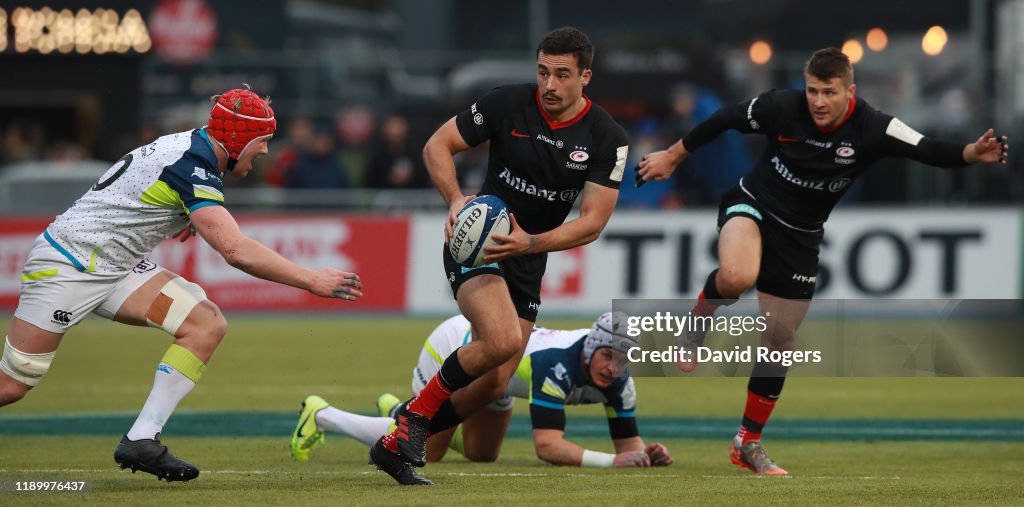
left=44, top=129, right=225, bottom=274
left=429, top=316, right=635, bottom=412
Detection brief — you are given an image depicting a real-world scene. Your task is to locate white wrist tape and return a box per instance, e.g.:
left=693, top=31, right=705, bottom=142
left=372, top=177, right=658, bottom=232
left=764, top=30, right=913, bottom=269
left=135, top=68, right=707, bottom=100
left=580, top=449, right=615, bottom=468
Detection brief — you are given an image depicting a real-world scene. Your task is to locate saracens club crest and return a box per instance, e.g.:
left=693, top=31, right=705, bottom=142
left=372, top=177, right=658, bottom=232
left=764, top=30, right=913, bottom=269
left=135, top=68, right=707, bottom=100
left=836, top=146, right=855, bottom=157
left=569, top=150, right=589, bottom=162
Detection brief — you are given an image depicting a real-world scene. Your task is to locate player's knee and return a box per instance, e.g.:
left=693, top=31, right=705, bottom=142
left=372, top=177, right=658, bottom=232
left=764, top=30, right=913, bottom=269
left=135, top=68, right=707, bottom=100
left=465, top=447, right=500, bottom=463
left=0, top=367, right=34, bottom=405
left=717, top=267, right=756, bottom=294
left=190, top=302, right=228, bottom=345
left=203, top=305, right=229, bottom=341
left=147, top=278, right=212, bottom=337
left=485, top=330, right=522, bottom=364
left=534, top=443, right=554, bottom=463
left=762, top=333, right=795, bottom=352
left=0, top=379, right=29, bottom=405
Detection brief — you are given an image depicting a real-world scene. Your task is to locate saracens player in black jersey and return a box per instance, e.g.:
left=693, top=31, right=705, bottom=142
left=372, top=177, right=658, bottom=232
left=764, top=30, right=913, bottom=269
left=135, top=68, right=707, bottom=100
left=370, top=27, right=629, bottom=485
left=639, top=48, right=1008, bottom=476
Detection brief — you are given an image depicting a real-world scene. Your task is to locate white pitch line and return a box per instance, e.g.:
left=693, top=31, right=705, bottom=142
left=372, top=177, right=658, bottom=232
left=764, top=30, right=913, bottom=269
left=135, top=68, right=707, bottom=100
left=698, top=474, right=901, bottom=480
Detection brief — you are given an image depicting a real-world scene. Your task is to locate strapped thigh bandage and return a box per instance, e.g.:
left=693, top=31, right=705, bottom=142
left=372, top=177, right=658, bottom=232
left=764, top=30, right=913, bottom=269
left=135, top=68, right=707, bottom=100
left=146, top=278, right=208, bottom=335
left=1, top=336, right=56, bottom=387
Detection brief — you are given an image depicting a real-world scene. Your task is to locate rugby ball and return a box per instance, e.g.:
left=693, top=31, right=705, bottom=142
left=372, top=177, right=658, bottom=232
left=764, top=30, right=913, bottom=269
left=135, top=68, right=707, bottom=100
left=449, top=195, right=511, bottom=268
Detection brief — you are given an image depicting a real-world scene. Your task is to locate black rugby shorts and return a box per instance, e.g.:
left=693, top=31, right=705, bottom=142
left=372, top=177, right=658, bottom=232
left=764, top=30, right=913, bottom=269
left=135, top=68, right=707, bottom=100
left=441, top=243, right=547, bottom=322
left=716, top=186, right=824, bottom=300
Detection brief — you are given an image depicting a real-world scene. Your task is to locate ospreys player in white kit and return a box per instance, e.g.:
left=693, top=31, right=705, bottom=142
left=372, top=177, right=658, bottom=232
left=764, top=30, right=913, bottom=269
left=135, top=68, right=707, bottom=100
left=0, top=88, right=364, bottom=482
left=291, top=313, right=673, bottom=469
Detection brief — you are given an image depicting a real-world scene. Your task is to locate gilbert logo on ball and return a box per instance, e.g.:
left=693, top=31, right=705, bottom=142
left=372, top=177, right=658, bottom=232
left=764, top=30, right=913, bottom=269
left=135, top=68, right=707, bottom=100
left=450, top=195, right=511, bottom=268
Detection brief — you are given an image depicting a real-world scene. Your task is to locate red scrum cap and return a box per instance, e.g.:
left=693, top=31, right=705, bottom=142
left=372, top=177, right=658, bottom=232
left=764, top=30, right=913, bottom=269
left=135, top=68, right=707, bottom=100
left=206, top=88, right=276, bottom=160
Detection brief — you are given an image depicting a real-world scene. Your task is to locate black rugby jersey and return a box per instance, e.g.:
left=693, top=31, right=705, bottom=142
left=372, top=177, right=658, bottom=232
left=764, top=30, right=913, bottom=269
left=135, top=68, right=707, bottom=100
left=683, top=89, right=967, bottom=230
left=455, top=83, right=629, bottom=234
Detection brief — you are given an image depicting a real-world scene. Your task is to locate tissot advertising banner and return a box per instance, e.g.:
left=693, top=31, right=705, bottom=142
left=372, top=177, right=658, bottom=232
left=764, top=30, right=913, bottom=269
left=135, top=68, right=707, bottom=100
left=407, top=209, right=1022, bottom=313
left=1, top=209, right=1019, bottom=313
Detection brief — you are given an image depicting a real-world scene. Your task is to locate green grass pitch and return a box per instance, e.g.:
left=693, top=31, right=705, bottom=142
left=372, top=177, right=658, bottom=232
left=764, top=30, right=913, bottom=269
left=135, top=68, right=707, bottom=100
left=1, top=315, right=1022, bottom=505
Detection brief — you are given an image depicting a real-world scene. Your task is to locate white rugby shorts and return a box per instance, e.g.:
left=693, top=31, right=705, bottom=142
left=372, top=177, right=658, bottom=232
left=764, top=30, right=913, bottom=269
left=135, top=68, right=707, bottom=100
left=15, top=234, right=167, bottom=333
left=411, top=315, right=514, bottom=411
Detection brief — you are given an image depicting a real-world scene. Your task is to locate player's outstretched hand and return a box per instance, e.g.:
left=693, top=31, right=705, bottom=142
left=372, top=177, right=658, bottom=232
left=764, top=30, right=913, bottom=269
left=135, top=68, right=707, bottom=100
left=172, top=225, right=197, bottom=243
left=445, top=194, right=476, bottom=244
left=637, top=142, right=688, bottom=185
left=483, top=213, right=533, bottom=262
left=645, top=442, right=674, bottom=466
left=968, top=128, right=1008, bottom=165
left=613, top=450, right=652, bottom=467
left=309, top=269, right=364, bottom=301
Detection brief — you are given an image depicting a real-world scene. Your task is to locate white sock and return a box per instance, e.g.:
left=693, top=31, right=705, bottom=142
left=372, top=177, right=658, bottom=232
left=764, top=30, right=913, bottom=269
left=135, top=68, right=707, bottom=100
left=315, top=406, right=393, bottom=447
left=126, top=362, right=196, bottom=441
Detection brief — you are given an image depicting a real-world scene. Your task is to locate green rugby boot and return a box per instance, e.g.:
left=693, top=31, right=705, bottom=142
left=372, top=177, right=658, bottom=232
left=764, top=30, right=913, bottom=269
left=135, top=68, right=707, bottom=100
left=291, top=395, right=329, bottom=462
left=376, top=393, right=402, bottom=418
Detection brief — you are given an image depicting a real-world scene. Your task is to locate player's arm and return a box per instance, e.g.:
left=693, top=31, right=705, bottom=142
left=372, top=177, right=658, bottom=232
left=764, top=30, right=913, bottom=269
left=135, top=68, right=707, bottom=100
left=877, top=116, right=1008, bottom=167
left=530, top=405, right=650, bottom=467
left=189, top=206, right=363, bottom=300
left=604, top=409, right=673, bottom=466
left=423, top=117, right=477, bottom=242
left=639, top=92, right=780, bottom=183
left=638, top=104, right=747, bottom=183
left=601, top=377, right=673, bottom=465
left=484, top=181, right=617, bottom=262
left=424, top=116, right=473, bottom=206
left=433, top=88, right=508, bottom=241
left=612, top=435, right=644, bottom=453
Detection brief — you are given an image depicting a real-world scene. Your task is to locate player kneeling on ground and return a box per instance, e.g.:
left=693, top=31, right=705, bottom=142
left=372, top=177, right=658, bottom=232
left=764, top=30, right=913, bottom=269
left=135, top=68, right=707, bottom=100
left=291, top=312, right=672, bottom=484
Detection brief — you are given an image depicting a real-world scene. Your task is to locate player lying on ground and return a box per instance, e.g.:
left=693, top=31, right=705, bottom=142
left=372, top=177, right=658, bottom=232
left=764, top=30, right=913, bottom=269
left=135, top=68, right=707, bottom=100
left=0, top=87, right=363, bottom=482
left=638, top=47, right=1008, bottom=475
left=292, top=313, right=672, bottom=471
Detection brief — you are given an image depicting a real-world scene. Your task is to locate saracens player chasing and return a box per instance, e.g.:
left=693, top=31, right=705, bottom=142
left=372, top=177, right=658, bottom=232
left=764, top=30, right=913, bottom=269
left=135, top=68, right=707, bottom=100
left=638, top=47, right=1008, bottom=475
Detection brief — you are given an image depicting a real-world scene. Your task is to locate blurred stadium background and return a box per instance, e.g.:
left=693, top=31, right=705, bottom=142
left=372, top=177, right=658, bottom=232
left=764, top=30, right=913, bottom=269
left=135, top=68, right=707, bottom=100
left=0, top=0, right=1022, bottom=503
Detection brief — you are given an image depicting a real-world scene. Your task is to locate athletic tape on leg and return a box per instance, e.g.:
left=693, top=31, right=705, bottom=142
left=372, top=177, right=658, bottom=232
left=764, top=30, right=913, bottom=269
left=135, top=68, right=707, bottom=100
left=146, top=278, right=208, bottom=335
left=161, top=343, right=206, bottom=383
left=485, top=393, right=515, bottom=412
left=0, top=336, right=56, bottom=387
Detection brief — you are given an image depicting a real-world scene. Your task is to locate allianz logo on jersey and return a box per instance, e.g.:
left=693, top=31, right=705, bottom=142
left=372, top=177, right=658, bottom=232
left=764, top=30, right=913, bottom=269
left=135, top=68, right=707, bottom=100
left=536, top=133, right=564, bottom=149
left=498, top=167, right=580, bottom=202
left=770, top=156, right=851, bottom=193
left=471, top=102, right=484, bottom=125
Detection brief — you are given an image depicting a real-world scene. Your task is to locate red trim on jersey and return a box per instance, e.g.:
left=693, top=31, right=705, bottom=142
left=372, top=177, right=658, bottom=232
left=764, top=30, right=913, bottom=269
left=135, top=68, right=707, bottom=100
left=536, top=89, right=592, bottom=130
left=816, top=96, right=856, bottom=134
